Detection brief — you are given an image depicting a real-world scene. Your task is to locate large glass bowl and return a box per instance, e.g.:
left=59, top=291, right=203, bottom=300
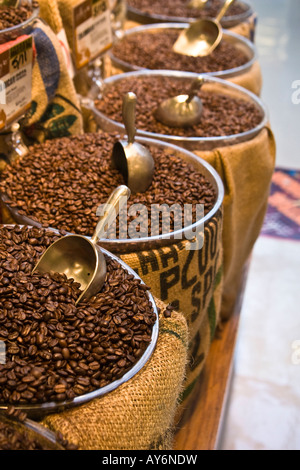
left=89, top=70, right=268, bottom=152
left=0, top=225, right=159, bottom=419
left=0, top=134, right=224, bottom=252
left=126, top=0, right=253, bottom=29
left=108, top=23, right=257, bottom=80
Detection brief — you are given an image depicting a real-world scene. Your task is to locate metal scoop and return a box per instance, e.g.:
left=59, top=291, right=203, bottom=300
left=32, top=185, right=131, bottom=305
left=173, top=0, right=236, bottom=57
left=154, top=76, right=205, bottom=128
left=112, top=92, right=155, bottom=194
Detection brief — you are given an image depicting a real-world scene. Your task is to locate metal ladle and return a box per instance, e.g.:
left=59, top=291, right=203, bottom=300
left=154, top=76, right=205, bottom=128
left=32, top=185, right=131, bottom=305
left=111, top=92, right=155, bottom=194
left=173, top=0, right=236, bottom=57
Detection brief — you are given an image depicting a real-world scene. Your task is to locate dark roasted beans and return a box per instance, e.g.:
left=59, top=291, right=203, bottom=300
left=95, top=76, right=263, bottom=138
left=111, top=29, right=249, bottom=73
left=0, top=226, right=156, bottom=405
left=0, top=131, right=217, bottom=237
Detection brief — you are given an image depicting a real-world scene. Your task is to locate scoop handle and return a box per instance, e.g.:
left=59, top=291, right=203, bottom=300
left=123, top=92, right=137, bottom=145
left=91, top=185, right=131, bottom=244
left=216, top=0, right=236, bottom=22
left=186, top=76, right=205, bottom=104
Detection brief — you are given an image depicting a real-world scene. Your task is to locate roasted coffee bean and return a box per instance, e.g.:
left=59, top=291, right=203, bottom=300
left=0, top=226, right=157, bottom=406
left=0, top=131, right=217, bottom=238
left=111, top=28, right=249, bottom=73
left=127, top=0, right=247, bottom=20
left=0, top=5, right=32, bottom=31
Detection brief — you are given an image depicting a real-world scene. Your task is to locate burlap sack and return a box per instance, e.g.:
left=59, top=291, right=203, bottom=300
left=37, top=0, right=63, bottom=34
left=19, top=17, right=83, bottom=143
left=41, top=299, right=189, bottom=451
left=114, top=210, right=223, bottom=403
left=194, top=126, right=276, bottom=320
left=230, top=10, right=258, bottom=42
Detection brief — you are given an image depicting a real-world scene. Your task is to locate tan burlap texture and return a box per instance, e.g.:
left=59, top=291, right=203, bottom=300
left=56, top=0, right=77, bottom=61
left=193, top=126, right=276, bottom=320
left=37, top=0, right=63, bottom=34
left=40, top=299, right=189, bottom=451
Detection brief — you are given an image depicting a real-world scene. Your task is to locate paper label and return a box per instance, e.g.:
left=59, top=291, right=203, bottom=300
left=0, top=36, right=33, bottom=130
left=73, top=0, right=113, bottom=70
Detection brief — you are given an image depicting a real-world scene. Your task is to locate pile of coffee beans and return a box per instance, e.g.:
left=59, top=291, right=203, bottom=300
left=0, top=1, right=38, bottom=45
left=127, top=0, right=248, bottom=20
left=0, top=407, right=77, bottom=449
left=0, top=4, right=34, bottom=30
left=111, top=29, right=249, bottom=73
left=0, top=415, right=53, bottom=450
left=0, top=225, right=157, bottom=406
left=0, top=131, right=217, bottom=237
left=95, top=75, right=263, bottom=138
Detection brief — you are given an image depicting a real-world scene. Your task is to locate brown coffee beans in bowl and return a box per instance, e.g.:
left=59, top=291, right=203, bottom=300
left=0, top=130, right=218, bottom=240
left=0, top=225, right=158, bottom=414
left=0, top=1, right=39, bottom=44
left=110, top=26, right=253, bottom=75
left=94, top=74, right=264, bottom=139
left=0, top=5, right=33, bottom=31
left=127, top=0, right=250, bottom=24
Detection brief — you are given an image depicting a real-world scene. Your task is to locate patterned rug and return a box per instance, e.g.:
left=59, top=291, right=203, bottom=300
left=261, top=167, right=300, bottom=241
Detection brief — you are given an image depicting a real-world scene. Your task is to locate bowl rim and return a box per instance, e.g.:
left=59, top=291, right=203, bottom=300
left=0, top=224, right=160, bottom=419
left=109, top=23, right=257, bottom=79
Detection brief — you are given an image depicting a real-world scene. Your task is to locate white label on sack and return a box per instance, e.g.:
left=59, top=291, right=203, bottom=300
left=57, top=28, right=75, bottom=79
left=0, top=36, right=33, bottom=130
left=73, top=0, right=113, bottom=70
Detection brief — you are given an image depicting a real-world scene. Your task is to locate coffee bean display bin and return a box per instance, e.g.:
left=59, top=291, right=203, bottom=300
left=106, top=23, right=262, bottom=96
left=125, top=0, right=258, bottom=42
left=85, top=70, right=276, bottom=321
left=0, top=225, right=189, bottom=450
